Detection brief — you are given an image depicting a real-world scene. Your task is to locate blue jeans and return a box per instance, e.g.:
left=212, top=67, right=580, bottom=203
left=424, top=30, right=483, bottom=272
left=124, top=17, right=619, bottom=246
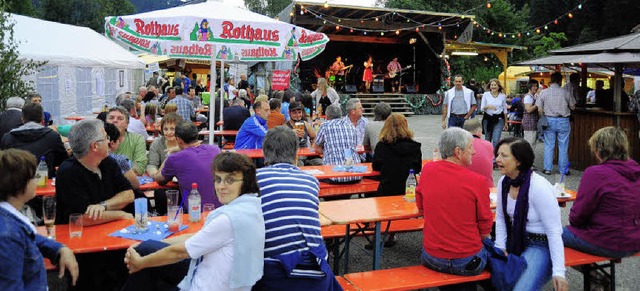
left=483, top=117, right=505, bottom=148
left=448, top=115, right=466, bottom=128
left=513, top=239, right=552, bottom=291
left=420, top=239, right=489, bottom=291
left=543, top=117, right=571, bottom=172
left=121, top=240, right=190, bottom=291
left=562, top=227, right=638, bottom=259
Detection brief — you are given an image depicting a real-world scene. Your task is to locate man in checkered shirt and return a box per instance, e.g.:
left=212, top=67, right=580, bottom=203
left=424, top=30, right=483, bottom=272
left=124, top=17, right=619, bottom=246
left=167, top=86, right=194, bottom=122
left=314, top=103, right=361, bottom=183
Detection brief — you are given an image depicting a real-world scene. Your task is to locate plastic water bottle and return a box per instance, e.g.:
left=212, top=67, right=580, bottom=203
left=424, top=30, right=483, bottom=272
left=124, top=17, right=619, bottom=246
left=36, top=156, right=48, bottom=188
left=404, top=169, right=417, bottom=202
left=188, top=183, right=201, bottom=222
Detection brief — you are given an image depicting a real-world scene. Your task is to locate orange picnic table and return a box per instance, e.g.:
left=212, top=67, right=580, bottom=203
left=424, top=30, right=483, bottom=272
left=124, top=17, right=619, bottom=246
left=319, top=195, right=419, bottom=272
left=36, top=179, right=178, bottom=196
left=37, top=214, right=204, bottom=254
left=64, top=116, right=87, bottom=121
left=299, top=163, right=379, bottom=180
left=198, top=130, right=238, bottom=136
left=235, top=145, right=370, bottom=160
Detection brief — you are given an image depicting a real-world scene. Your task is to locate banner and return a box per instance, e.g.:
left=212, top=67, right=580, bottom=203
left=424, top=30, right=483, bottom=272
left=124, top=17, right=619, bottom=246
left=271, top=70, right=290, bottom=90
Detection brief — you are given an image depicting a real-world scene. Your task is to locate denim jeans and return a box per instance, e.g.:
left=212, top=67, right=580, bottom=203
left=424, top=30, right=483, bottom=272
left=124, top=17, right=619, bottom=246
left=483, top=117, right=505, bottom=148
left=121, top=240, right=190, bottom=291
left=420, top=240, right=489, bottom=291
left=543, top=117, right=571, bottom=172
left=448, top=115, right=466, bottom=128
left=562, top=227, right=638, bottom=259
left=512, top=239, right=552, bottom=291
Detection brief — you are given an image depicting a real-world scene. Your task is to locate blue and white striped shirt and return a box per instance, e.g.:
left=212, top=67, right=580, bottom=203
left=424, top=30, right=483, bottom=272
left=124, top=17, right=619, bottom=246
left=257, top=164, right=327, bottom=261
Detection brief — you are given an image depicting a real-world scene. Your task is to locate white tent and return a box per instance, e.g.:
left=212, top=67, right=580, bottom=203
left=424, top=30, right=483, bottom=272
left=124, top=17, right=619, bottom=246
left=11, top=14, right=145, bottom=122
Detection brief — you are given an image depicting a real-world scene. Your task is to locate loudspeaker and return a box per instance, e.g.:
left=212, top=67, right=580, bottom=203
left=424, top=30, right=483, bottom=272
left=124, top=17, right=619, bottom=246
left=343, top=85, right=357, bottom=93
left=371, top=85, right=384, bottom=93
left=404, top=85, right=417, bottom=93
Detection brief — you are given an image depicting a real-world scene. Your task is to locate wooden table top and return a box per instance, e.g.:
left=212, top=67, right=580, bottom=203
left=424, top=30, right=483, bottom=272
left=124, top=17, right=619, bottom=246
left=37, top=214, right=204, bottom=254
left=234, top=145, right=369, bottom=159
left=319, top=196, right=419, bottom=225
left=37, top=180, right=179, bottom=196
left=299, top=163, right=380, bottom=180
left=198, top=130, right=239, bottom=136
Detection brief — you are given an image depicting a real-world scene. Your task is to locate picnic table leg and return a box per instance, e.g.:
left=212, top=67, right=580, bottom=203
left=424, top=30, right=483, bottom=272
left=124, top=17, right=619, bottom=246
left=331, top=238, right=340, bottom=274
left=610, top=261, right=616, bottom=291
left=373, top=222, right=382, bottom=270
left=343, top=224, right=351, bottom=274
left=583, top=264, right=591, bottom=291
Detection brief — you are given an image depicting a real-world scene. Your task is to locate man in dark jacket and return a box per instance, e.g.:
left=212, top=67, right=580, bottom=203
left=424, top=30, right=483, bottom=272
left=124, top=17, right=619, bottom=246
left=0, top=96, right=25, bottom=139
left=222, top=98, right=250, bottom=142
left=0, top=103, right=67, bottom=178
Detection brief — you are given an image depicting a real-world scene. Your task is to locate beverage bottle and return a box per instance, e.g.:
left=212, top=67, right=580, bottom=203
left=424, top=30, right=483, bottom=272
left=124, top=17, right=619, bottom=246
left=404, top=169, right=417, bottom=202
left=188, top=183, right=202, bottom=222
left=36, top=156, right=48, bottom=188
left=102, top=103, right=109, bottom=112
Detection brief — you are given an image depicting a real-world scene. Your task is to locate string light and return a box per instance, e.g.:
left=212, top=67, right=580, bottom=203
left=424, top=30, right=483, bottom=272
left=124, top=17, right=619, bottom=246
left=336, top=25, right=340, bottom=30
left=323, top=1, right=328, bottom=8
left=290, top=11, right=294, bottom=17
left=380, top=32, right=384, bottom=36
left=568, top=13, right=573, bottom=18
left=395, top=30, right=400, bottom=35
left=486, top=2, right=492, bottom=9
left=553, top=19, right=558, bottom=25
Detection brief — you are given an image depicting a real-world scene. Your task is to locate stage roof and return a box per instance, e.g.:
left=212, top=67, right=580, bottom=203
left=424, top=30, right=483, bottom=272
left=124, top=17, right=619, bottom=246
left=280, top=1, right=474, bottom=44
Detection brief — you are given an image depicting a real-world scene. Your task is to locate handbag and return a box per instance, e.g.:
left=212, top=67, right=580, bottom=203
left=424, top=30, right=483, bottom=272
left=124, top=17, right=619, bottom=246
left=483, top=240, right=527, bottom=291
left=537, top=115, right=549, bottom=132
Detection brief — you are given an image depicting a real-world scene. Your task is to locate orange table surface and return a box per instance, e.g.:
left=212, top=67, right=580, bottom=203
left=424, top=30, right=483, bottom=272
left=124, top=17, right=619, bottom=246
left=64, top=116, right=87, bottom=121
left=36, top=180, right=178, bottom=196
left=198, top=130, right=238, bottom=136
left=299, top=163, right=379, bottom=180
left=37, top=214, right=204, bottom=254
left=235, top=146, right=369, bottom=159
left=319, top=195, right=419, bottom=225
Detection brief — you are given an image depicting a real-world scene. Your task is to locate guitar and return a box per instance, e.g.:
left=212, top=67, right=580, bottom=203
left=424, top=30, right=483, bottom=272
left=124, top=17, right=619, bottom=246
left=330, top=64, right=353, bottom=76
left=388, top=65, right=412, bottom=78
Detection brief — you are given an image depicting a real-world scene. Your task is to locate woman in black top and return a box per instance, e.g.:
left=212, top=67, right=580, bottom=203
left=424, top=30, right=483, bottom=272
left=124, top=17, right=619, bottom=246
left=372, top=113, right=422, bottom=196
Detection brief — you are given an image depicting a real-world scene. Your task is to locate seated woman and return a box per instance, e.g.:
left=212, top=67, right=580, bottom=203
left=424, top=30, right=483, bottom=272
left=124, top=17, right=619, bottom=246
left=494, top=137, right=567, bottom=291
left=122, top=152, right=265, bottom=291
left=372, top=113, right=422, bottom=196
left=0, top=149, right=78, bottom=288
left=562, top=127, right=640, bottom=258
left=147, top=113, right=183, bottom=178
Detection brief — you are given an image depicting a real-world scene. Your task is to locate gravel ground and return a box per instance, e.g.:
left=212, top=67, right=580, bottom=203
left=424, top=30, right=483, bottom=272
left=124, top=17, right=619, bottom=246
left=337, top=114, right=639, bottom=291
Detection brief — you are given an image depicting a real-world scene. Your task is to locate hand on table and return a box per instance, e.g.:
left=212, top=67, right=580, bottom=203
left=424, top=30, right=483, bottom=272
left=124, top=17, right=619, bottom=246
left=85, top=204, right=106, bottom=220
left=58, top=247, right=79, bottom=286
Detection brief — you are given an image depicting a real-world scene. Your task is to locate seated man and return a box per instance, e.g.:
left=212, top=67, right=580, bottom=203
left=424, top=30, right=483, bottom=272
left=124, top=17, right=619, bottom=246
left=234, top=100, right=270, bottom=150
left=281, top=89, right=295, bottom=121
left=285, top=101, right=321, bottom=166
left=266, top=98, right=285, bottom=129
left=0, top=96, right=24, bottom=140
left=119, top=99, right=149, bottom=140
left=363, top=102, right=392, bottom=152
left=153, top=121, right=222, bottom=207
left=314, top=104, right=361, bottom=183
left=0, top=102, right=67, bottom=178
left=56, top=119, right=134, bottom=225
left=222, top=98, right=250, bottom=142
left=253, top=126, right=341, bottom=290
left=107, top=107, right=148, bottom=175
left=416, top=127, right=493, bottom=290
left=27, top=93, right=53, bottom=125
left=463, top=118, right=494, bottom=187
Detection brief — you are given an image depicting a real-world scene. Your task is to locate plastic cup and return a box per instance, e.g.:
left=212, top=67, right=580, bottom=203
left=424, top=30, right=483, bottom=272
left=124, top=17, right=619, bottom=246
left=69, top=214, right=83, bottom=238
left=166, top=190, right=180, bottom=210
left=42, top=196, right=56, bottom=239
left=167, top=206, right=182, bottom=233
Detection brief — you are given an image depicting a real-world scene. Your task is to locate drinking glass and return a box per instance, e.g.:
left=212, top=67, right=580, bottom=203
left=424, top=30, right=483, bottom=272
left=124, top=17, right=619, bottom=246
left=42, top=196, right=56, bottom=239
left=134, top=198, right=149, bottom=233
left=166, top=190, right=180, bottom=211
left=167, top=206, right=183, bottom=233
left=554, top=174, right=566, bottom=197
left=203, top=203, right=215, bottom=213
left=69, top=214, right=83, bottom=238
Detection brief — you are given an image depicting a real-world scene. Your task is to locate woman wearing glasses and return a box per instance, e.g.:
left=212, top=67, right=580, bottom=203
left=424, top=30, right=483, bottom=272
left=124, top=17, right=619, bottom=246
left=122, top=152, right=265, bottom=291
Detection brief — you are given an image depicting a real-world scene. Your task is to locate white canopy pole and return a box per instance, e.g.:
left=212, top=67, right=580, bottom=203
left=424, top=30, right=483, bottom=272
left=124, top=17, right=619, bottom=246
left=208, top=45, right=217, bottom=145
left=220, top=60, right=225, bottom=129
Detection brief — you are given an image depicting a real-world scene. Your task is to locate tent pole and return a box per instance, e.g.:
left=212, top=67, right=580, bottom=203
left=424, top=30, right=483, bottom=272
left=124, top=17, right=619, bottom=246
left=220, top=60, right=225, bottom=131
left=209, top=45, right=217, bottom=145
left=614, top=64, right=622, bottom=126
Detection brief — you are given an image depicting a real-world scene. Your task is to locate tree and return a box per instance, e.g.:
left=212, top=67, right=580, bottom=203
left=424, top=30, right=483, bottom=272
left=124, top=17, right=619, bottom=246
left=0, top=9, right=45, bottom=111
left=41, top=0, right=135, bottom=33
left=530, top=32, right=568, bottom=57
left=4, top=0, right=40, bottom=17
left=243, top=0, right=291, bottom=17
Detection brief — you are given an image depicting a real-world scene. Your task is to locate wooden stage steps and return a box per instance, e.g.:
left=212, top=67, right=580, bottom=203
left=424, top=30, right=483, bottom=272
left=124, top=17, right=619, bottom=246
left=342, top=93, right=415, bottom=117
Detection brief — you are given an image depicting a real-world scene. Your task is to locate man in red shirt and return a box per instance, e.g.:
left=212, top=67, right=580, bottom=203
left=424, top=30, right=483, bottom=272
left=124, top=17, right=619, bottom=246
left=416, top=127, right=493, bottom=290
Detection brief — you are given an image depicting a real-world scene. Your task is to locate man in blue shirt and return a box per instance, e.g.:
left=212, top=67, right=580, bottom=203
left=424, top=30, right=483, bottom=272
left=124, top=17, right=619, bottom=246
left=234, top=100, right=270, bottom=149
left=280, top=89, right=295, bottom=121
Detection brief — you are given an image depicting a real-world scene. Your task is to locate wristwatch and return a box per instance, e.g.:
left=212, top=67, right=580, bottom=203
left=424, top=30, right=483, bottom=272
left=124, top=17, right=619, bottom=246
left=100, top=201, right=108, bottom=211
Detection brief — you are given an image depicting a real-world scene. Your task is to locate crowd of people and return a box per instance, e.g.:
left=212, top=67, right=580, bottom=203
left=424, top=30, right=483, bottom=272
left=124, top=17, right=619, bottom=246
left=0, top=70, right=639, bottom=290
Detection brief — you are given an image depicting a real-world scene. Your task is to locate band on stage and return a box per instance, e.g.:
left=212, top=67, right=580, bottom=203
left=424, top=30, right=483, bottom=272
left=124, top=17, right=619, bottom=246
left=323, top=55, right=412, bottom=94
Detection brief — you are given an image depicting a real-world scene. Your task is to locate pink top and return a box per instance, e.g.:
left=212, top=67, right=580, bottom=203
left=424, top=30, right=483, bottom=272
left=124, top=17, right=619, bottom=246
left=467, top=137, right=494, bottom=187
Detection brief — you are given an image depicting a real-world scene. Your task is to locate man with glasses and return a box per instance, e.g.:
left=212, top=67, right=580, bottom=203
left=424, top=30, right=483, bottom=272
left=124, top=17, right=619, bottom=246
left=153, top=121, right=222, bottom=208
left=107, top=107, right=147, bottom=175
left=55, top=119, right=135, bottom=225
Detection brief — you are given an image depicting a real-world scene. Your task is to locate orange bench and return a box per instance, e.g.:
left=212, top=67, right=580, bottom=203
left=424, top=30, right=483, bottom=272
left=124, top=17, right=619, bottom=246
left=336, top=276, right=360, bottom=291
left=319, top=179, right=379, bottom=198
left=341, top=247, right=637, bottom=291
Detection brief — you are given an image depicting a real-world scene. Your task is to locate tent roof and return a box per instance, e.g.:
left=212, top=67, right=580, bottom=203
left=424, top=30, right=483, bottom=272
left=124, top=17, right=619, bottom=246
left=551, top=32, right=640, bottom=54
left=10, top=14, right=144, bottom=69
left=129, top=0, right=277, bottom=23
left=516, top=52, right=640, bottom=67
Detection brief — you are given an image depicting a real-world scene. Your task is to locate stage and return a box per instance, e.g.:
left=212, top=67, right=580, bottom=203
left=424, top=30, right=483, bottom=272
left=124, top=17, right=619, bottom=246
left=335, top=93, right=444, bottom=117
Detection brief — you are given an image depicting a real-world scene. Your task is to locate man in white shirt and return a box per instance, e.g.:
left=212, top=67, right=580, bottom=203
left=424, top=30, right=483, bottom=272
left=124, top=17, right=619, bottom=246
left=120, top=99, right=149, bottom=140
left=441, top=75, right=477, bottom=129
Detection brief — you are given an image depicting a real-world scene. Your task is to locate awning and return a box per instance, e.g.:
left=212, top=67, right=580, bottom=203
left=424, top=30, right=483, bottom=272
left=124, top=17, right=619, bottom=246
left=515, top=52, right=640, bottom=67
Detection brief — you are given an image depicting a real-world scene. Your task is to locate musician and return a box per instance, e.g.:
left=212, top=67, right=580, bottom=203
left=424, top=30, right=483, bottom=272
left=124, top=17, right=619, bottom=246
left=387, top=57, right=402, bottom=93
left=363, top=56, right=374, bottom=93
left=330, top=56, right=346, bottom=92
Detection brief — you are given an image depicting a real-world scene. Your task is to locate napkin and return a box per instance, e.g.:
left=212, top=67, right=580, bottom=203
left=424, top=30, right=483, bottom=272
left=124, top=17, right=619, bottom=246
left=137, top=175, right=154, bottom=185
left=109, top=220, right=188, bottom=241
left=332, top=165, right=368, bottom=173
